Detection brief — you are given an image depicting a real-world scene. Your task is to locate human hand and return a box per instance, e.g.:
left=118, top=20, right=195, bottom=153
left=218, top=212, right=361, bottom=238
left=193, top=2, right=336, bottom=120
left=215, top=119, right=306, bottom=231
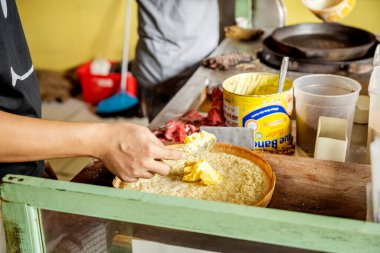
left=94, top=123, right=184, bottom=182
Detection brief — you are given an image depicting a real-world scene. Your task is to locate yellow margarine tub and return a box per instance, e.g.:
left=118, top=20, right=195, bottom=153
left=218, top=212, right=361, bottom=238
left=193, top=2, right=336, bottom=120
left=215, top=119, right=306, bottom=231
left=223, top=72, right=293, bottom=150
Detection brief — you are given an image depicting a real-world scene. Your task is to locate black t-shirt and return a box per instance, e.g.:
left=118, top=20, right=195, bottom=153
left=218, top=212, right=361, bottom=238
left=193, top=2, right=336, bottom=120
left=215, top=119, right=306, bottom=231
left=0, top=0, right=44, bottom=178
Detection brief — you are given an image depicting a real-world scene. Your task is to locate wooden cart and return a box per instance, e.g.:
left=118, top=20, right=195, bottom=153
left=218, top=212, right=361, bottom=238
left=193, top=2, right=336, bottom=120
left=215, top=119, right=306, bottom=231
left=2, top=27, right=379, bottom=253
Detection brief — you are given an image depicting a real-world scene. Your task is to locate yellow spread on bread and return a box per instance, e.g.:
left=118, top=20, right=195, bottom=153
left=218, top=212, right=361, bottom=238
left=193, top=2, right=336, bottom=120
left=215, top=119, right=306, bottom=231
left=182, top=131, right=217, bottom=155
left=181, top=131, right=221, bottom=185
left=182, top=160, right=222, bottom=186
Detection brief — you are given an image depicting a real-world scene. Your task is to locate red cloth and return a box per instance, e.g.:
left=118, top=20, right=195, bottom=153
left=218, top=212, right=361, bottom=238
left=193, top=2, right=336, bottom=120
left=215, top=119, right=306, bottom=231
left=152, top=88, right=225, bottom=143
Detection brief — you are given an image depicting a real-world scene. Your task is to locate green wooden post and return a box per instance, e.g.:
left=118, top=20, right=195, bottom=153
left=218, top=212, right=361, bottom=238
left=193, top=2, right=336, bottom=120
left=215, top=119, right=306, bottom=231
left=1, top=201, right=45, bottom=253
left=1, top=175, right=380, bottom=253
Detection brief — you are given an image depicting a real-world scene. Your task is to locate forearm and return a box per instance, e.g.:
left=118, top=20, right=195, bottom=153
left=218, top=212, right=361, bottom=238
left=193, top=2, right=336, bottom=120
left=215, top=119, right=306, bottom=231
left=0, top=110, right=101, bottom=162
left=0, top=110, right=184, bottom=182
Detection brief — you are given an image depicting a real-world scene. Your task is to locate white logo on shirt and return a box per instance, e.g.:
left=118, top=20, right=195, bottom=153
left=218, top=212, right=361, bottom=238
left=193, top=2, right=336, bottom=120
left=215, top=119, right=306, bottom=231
left=1, top=0, right=7, bottom=19
left=11, top=65, right=34, bottom=87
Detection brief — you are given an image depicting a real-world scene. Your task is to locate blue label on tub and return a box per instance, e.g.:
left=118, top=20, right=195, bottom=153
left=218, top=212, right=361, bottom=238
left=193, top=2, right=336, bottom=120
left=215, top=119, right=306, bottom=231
left=242, top=105, right=289, bottom=124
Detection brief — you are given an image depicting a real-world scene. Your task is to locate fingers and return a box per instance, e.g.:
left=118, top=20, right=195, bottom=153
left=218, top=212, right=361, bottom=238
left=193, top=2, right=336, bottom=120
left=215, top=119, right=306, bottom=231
left=139, top=171, right=155, bottom=179
left=145, top=130, right=165, bottom=147
left=149, top=144, right=185, bottom=160
left=120, top=175, right=139, bottom=183
left=119, top=171, right=154, bottom=183
left=120, top=161, right=168, bottom=182
left=138, top=159, right=171, bottom=176
left=119, top=159, right=166, bottom=182
left=152, top=136, right=165, bottom=147
left=109, top=126, right=185, bottom=182
left=149, top=162, right=170, bottom=176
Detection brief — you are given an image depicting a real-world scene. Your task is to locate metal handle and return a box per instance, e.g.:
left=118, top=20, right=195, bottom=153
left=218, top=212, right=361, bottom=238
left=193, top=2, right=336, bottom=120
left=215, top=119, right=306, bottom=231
left=277, top=57, right=289, bottom=93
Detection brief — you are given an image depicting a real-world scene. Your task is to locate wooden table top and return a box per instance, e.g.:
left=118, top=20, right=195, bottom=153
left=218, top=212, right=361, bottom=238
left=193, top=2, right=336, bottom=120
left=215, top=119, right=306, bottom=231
left=71, top=151, right=371, bottom=221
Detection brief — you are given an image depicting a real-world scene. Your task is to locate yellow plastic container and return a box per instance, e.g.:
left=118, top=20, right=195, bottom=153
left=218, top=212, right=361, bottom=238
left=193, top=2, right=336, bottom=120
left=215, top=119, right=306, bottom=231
left=223, top=72, right=293, bottom=150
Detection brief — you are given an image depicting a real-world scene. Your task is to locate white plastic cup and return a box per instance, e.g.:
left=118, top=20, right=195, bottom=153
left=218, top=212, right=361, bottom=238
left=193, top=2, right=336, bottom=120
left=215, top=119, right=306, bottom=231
left=294, top=74, right=361, bottom=153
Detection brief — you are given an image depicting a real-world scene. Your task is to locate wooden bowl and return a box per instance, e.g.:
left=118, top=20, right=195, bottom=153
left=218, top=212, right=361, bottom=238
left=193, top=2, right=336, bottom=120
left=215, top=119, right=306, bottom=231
left=210, top=143, right=275, bottom=207
left=114, top=143, right=276, bottom=207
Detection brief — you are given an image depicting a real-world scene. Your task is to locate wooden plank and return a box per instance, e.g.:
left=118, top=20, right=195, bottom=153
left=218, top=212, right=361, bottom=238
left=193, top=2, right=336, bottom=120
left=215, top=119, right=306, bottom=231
left=258, top=153, right=371, bottom=220
left=1, top=175, right=380, bottom=253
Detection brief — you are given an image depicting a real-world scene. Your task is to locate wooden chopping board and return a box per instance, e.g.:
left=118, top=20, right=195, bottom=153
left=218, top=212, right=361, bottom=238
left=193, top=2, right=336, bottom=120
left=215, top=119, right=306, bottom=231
left=258, top=152, right=371, bottom=220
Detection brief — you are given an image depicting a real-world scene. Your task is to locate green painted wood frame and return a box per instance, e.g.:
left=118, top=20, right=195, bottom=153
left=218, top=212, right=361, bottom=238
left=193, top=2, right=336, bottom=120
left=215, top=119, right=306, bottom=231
left=1, top=174, right=380, bottom=253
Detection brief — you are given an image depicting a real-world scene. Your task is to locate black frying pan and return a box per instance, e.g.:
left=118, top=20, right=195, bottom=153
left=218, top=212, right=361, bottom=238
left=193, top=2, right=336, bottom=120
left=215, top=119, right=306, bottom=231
left=258, top=36, right=376, bottom=74
left=271, top=23, right=377, bottom=62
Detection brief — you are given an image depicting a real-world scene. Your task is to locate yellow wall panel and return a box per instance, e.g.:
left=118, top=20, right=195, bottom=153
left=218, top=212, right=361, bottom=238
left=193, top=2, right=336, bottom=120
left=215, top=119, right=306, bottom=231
left=17, top=0, right=138, bottom=71
left=284, top=0, right=380, bottom=33
left=16, top=0, right=380, bottom=71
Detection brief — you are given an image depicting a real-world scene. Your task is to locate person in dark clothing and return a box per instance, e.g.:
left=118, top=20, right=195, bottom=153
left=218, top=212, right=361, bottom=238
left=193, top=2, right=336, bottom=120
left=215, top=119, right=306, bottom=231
left=0, top=0, right=183, bottom=183
left=0, top=1, right=182, bottom=252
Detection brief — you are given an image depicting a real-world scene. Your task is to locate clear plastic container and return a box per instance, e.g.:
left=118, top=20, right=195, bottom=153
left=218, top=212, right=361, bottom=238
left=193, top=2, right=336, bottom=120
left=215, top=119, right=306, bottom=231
left=370, top=138, right=380, bottom=223
left=294, top=74, right=361, bottom=154
left=367, top=66, right=380, bottom=153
